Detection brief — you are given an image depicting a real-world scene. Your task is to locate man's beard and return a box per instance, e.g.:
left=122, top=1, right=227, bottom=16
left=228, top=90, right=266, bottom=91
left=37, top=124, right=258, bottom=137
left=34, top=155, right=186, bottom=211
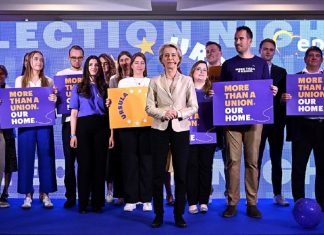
left=72, top=65, right=81, bottom=70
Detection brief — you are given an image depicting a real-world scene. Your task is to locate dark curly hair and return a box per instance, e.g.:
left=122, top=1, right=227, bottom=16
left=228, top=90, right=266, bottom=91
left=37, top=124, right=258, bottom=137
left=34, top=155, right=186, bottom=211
left=99, top=53, right=116, bottom=85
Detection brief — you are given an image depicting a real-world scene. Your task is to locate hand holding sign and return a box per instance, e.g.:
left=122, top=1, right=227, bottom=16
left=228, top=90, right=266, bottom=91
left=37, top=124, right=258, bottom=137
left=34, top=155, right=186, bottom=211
left=0, top=87, right=55, bottom=128
left=213, top=80, right=274, bottom=126
left=54, top=74, right=82, bottom=114
left=286, top=74, right=324, bottom=115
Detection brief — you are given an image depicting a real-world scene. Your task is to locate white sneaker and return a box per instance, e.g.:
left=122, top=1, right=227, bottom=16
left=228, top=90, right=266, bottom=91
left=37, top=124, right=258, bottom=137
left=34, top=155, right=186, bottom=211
left=106, top=191, right=114, bottom=203
left=188, top=205, right=199, bottom=214
left=274, top=195, right=289, bottom=207
left=42, top=195, right=54, bottom=209
left=21, top=196, right=32, bottom=209
left=200, top=204, right=208, bottom=213
left=124, top=203, right=136, bottom=212
left=143, top=202, right=152, bottom=211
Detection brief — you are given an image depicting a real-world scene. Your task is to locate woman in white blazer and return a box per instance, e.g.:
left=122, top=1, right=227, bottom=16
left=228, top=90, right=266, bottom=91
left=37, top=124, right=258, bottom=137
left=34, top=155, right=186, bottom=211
left=146, top=43, right=198, bottom=228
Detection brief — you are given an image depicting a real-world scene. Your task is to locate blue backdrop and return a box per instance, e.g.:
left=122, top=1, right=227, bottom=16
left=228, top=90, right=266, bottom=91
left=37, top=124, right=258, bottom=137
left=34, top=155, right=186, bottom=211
left=0, top=19, right=321, bottom=199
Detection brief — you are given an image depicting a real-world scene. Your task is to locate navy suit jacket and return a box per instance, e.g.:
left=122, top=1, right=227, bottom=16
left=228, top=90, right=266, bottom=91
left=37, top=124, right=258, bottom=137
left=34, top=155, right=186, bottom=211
left=271, top=64, right=287, bottom=125
left=286, top=70, right=323, bottom=141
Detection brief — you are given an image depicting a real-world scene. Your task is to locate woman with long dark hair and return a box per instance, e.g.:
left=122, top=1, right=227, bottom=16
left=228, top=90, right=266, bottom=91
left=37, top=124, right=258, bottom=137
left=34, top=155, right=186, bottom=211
left=98, top=53, right=116, bottom=203
left=0, top=65, right=18, bottom=208
left=70, top=55, right=112, bottom=213
left=107, top=51, right=132, bottom=205
left=21, top=52, right=29, bottom=76
left=109, top=51, right=131, bottom=88
left=99, top=53, right=116, bottom=85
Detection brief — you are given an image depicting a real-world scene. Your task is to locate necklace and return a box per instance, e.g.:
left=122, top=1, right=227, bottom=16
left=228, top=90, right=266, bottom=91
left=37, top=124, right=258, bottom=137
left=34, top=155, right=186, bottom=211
left=133, top=77, right=144, bottom=86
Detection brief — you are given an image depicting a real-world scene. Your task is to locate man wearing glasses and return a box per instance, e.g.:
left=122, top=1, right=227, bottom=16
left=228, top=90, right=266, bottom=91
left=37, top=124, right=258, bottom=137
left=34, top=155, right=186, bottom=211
left=56, top=45, right=84, bottom=208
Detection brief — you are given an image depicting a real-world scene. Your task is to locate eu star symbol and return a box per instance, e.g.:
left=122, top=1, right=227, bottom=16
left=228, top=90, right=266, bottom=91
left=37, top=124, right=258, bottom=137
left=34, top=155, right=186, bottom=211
left=135, top=37, right=155, bottom=55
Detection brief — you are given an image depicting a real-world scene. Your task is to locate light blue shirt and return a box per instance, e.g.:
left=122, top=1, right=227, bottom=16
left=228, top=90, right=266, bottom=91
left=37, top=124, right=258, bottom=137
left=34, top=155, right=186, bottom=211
left=69, top=84, right=106, bottom=117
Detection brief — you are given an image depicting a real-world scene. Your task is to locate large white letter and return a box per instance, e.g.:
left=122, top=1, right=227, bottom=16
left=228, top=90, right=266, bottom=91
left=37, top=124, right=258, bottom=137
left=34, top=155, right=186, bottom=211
left=108, top=21, right=119, bottom=48
left=43, top=22, right=72, bottom=48
left=77, top=22, right=101, bottom=48
left=16, top=22, right=38, bottom=48
left=126, top=21, right=157, bottom=47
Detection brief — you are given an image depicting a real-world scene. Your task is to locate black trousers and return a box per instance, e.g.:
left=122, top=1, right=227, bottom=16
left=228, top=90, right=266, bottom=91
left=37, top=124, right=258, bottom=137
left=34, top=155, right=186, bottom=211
left=186, top=144, right=216, bottom=205
left=258, top=122, right=285, bottom=196
left=216, top=126, right=228, bottom=195
left=291, top=119, right=324, bottom=204
left=151, top=124, right=189, bottom=217
left=105, top=149, right=113, bottom=183
left=62, top=121, right=77, bottom=200
left=119, top=127, right=152, bottom=203
left=110, top=130, right=124, bottom=198
left=105, top=131, right=113, bottom=184
left=76, top=115, right=108, bottom=209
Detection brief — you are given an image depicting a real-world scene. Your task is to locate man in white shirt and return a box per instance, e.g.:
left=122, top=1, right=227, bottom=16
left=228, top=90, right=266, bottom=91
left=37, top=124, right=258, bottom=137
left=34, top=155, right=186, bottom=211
left=56, top=45, right=84, bottom=208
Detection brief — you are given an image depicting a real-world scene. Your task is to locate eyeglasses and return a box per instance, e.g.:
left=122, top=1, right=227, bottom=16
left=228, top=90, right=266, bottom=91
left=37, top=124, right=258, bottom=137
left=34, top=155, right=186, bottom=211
left=70, top=56, right=84, bottom=61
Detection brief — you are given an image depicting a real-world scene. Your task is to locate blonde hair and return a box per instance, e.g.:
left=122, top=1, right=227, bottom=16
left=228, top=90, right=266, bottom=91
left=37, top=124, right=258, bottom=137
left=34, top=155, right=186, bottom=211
left=21, top=50, right=49, bottom=88
left=158, top=43, right=182, bottom=68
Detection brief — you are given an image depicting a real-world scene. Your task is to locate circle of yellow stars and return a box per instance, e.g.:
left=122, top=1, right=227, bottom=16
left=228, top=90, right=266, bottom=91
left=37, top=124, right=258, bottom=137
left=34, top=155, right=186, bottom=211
left=125, top=88, right=149, bottom=126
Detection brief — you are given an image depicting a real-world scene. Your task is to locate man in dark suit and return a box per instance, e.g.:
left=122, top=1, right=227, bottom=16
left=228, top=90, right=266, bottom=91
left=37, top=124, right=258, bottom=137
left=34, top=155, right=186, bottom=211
left=282, top=46, right=324, bottom=212
left=257, top=38, right=289, bottom=206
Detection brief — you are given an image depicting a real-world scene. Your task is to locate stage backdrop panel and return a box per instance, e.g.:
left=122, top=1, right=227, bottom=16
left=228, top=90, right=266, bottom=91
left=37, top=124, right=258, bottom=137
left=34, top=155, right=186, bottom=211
left=1, top=19, right=322, bottom=199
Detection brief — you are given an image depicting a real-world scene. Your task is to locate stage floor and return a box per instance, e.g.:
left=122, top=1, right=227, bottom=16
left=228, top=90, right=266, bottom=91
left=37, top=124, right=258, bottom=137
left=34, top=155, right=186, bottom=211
left=0, top=199, right=323, bottom=235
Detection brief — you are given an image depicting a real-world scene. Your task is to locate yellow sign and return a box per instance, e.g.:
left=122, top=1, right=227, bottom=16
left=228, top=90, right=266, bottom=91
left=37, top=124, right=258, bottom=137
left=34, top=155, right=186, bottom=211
left=108, top=87, right=153, bottom=128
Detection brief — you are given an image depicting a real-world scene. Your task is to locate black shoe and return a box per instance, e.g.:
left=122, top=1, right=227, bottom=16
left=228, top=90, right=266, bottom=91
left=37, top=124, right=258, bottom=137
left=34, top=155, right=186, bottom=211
left=246, top=205, right=262, bottom=219
left=78, top=207, right=88, bottom=214
left=174, top=216, right=187, bottom=228
left=319, top=203, right=324, bottom=212
left=0, top=193, right=9, bottom=200
left=93, top=206, right=103, bottom=213
left=151, top=215, right=163, bottom=228
left=64, top=199, right=76, bottom=208
left=223, top=205, right=237, bottom=218
left=0, top=197, right=10, bottom=208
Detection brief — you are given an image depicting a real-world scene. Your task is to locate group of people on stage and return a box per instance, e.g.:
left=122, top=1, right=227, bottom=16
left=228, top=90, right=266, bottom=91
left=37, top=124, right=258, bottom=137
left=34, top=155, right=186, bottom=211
left=0, top=25, right=323, bottom=228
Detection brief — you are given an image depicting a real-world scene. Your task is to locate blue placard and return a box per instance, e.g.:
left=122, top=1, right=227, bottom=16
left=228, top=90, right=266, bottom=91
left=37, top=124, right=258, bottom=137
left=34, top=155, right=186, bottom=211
left=54, top=74, right=82, bottom=114
left=213, top=80, right=274, bottom=125
left=189, top=93, right=216, bottom=145
left=286, top=74, right=324, bottom=116
left=0, top=87, right=55, bottom=128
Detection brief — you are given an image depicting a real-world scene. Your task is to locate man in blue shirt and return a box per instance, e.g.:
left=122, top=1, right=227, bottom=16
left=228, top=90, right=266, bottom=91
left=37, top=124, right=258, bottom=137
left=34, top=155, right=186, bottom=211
left=221, top=26, right=277, bottom=219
